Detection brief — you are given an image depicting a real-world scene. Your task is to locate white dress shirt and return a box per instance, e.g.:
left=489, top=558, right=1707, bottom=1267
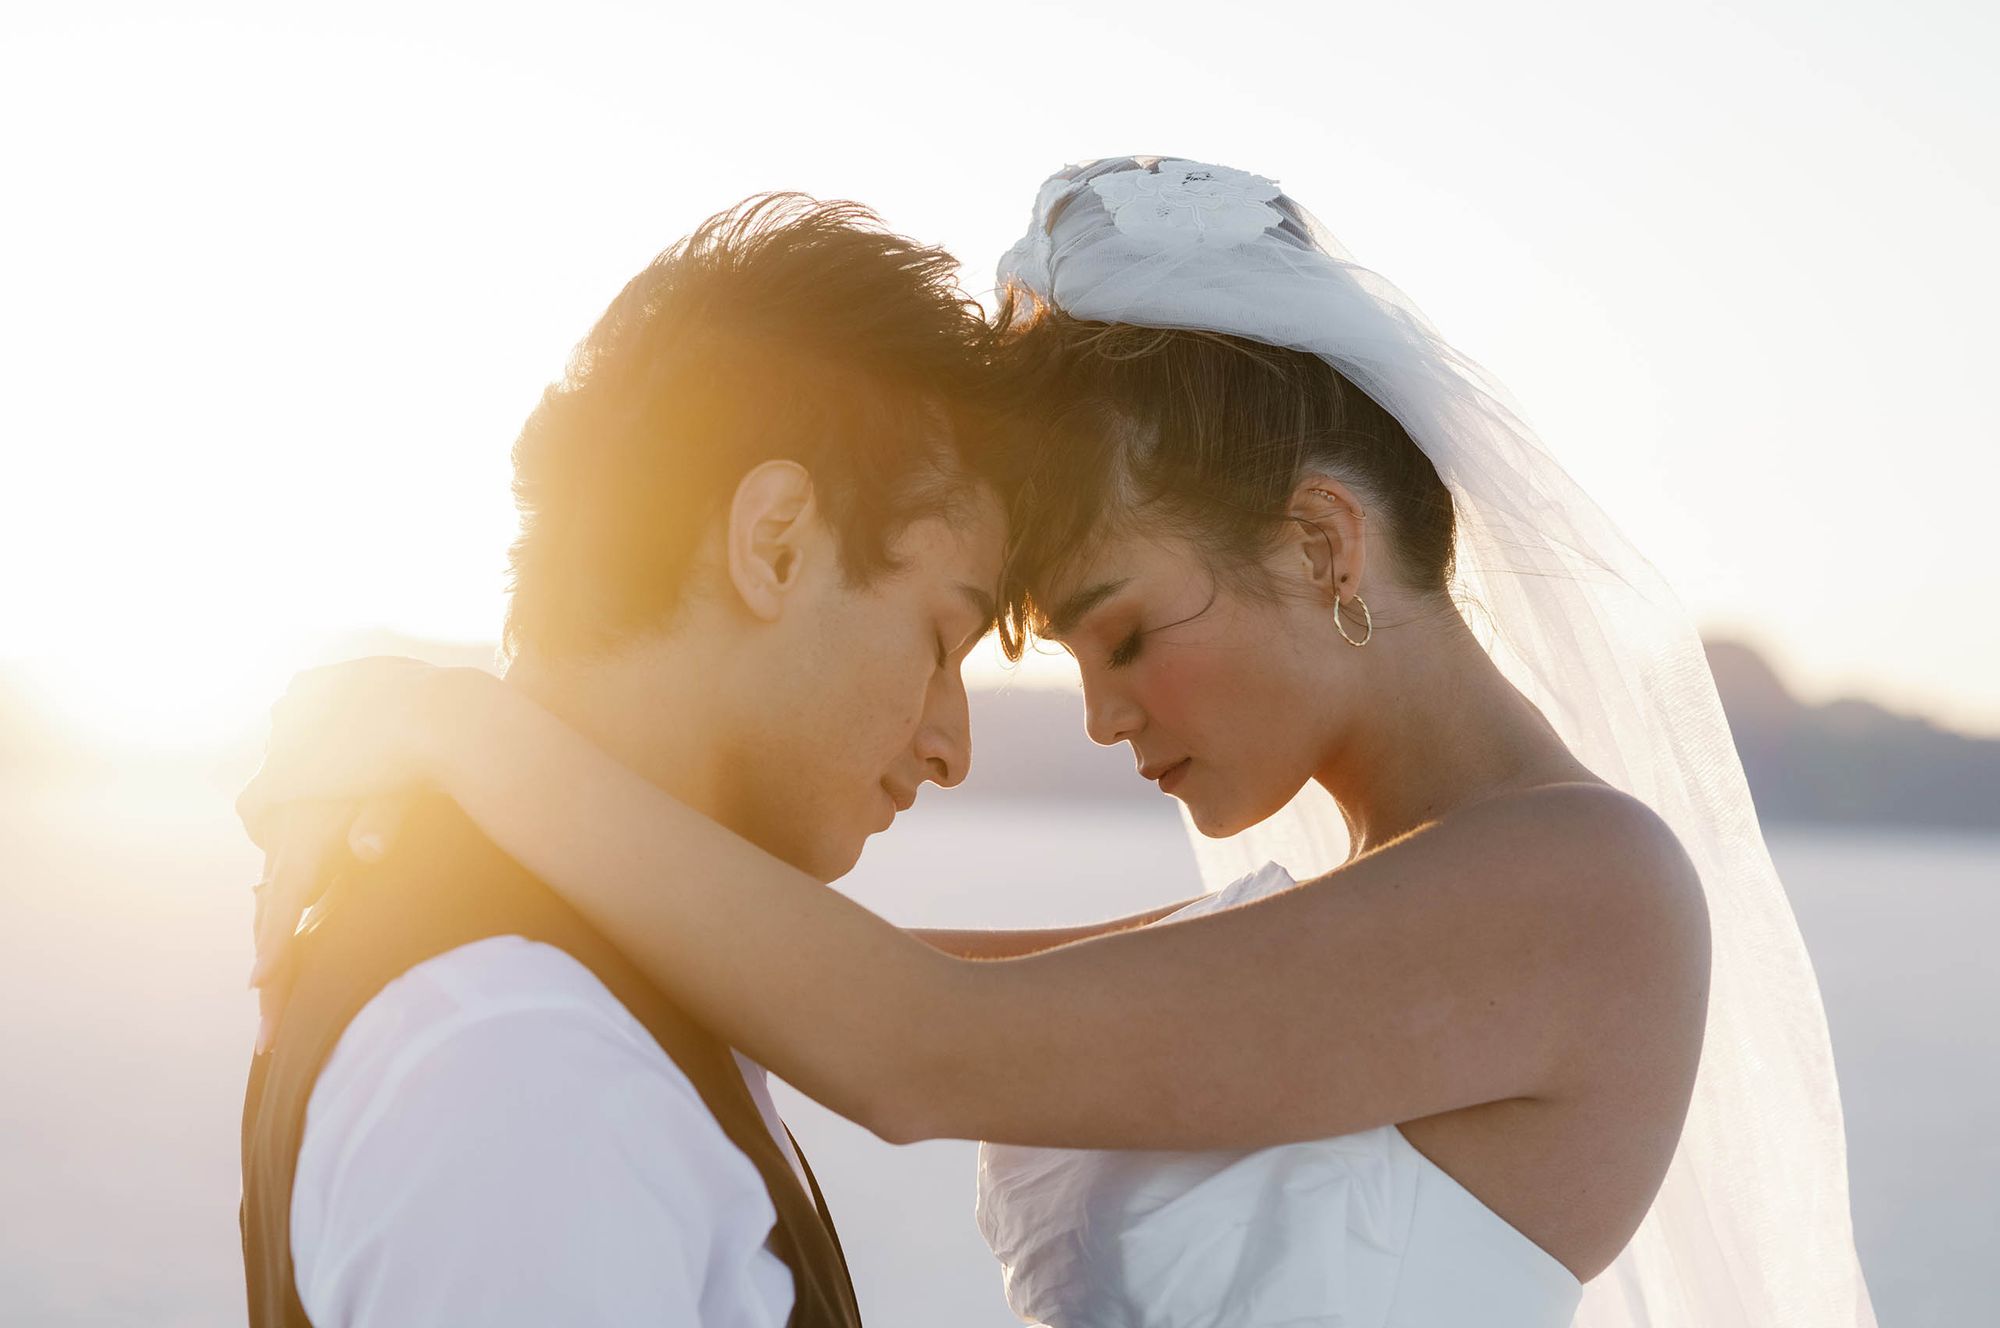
left=291, top=934, right=799, bottom=1326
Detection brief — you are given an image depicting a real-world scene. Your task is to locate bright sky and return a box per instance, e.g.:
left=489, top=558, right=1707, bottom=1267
left=4, top=0, right=1996, bottom=745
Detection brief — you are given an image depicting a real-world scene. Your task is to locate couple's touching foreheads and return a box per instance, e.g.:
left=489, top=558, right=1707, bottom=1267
left=235, top=158, right=1875, bottom=1328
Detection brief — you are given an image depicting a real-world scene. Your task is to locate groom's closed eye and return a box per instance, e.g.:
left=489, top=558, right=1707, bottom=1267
left=956, top=584, right=998, bottom=642
left=933, top=622, right=975, bottom=670
left=941, top=583, right=999, bottom=659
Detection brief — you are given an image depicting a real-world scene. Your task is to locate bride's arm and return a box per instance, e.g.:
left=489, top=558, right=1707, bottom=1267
left=404, top=673, right=1209, bottom=1137
left=908, top=904, right=1197, bottom=960
left=254, top=664, right=1706, bottom=1151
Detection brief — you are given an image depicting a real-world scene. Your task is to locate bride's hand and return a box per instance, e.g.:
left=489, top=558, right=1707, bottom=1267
left=235, top=656, right=460, bottom=844
left=238, top=656, right=485, bottom=1050
left=246, top=795, right=406, bottom=1052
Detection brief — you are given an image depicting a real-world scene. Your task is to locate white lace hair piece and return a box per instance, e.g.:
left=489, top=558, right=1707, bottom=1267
left=997, top=157, right=1876, bottom=1328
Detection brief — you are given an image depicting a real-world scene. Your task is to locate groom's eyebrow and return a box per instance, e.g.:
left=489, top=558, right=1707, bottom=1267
left=1044, top=578, right=1130, bottom=640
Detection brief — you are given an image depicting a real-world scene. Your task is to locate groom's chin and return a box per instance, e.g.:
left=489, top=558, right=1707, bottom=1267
left=793, top=827, right=870, bottom=886
left=747, top=816, right=866, bottom=886
left=824, top=835, right=869, bottom=883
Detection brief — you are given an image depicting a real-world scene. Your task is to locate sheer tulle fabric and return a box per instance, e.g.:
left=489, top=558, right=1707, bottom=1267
left=995, top=158, right=1874, bottom=1328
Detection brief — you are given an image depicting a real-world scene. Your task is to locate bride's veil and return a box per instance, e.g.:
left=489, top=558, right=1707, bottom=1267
left=996, top=157, right=1876, bottom=1328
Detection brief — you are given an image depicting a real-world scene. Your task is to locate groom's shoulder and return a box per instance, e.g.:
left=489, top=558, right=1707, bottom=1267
left=286, top=936, right=784, bottom=1323
left=286, top=799, right=700, bottom=1056
left=304, top=932, right=717, bottom=1128
left=296, top=934, right=760, bottom=1199
left=328, top=933, right=676, bottom=1084
left=263, top=805, right=767, bottom=1174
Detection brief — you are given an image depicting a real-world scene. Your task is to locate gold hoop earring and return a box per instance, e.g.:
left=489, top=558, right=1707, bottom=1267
left=1334, top=592, right=1372, bottom=647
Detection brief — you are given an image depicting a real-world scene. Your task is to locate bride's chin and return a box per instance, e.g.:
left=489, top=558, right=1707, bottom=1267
left=1182, top=797, right=1249, bottom=840
left=1183, top=783, right=1299, bottom=840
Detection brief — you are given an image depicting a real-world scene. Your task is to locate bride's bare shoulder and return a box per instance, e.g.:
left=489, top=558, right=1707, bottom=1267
left=1442, top=780, right=1711, bottom=964
left=1463, top=779, right=1690, bottom=854
left=1326, top=782, right=1710, bottom=974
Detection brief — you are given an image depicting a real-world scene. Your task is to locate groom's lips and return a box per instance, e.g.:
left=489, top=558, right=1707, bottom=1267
left=1143, top=758, right=1192, bottom=794
left=869, top=785, right=899, bottom=834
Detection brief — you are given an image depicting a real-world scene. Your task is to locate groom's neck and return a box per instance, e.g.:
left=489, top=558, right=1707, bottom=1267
left=501, top=639, right=735, bottom=831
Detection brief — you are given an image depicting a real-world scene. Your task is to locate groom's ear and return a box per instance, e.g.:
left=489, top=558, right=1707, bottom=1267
left=725, top=460, right=819, bottom=622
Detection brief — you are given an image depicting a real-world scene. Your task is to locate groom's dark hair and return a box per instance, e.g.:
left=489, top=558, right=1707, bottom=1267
left=503, top=194, right=1001, bottom=660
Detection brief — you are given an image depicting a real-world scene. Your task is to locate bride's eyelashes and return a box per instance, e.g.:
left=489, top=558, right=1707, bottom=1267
left=1102, top=584, right=1217, bottom=670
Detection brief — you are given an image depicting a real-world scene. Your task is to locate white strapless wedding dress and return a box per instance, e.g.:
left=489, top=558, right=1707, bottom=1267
left=975, top=862, right=1584, bottom=1328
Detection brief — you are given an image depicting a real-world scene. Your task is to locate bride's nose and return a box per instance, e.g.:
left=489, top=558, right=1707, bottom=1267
left=1082, top=677, right=1143, bottom=748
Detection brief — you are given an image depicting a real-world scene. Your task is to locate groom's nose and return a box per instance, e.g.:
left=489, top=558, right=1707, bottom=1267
left=913, top=678, right=972, bottom=789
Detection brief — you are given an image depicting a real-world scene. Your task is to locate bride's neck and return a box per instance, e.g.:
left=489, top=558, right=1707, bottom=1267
left=1314, top=608, right=1587, bottom=859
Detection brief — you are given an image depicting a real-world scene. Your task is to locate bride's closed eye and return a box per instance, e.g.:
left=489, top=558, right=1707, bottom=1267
left=1108, top=629, right=1144, bottom=669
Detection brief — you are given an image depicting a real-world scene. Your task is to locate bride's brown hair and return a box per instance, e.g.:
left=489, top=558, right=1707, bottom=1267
left=987, top=291, right=1457, bottom=659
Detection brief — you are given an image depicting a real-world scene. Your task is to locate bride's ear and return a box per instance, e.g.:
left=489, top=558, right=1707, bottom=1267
left=726, top=460, right=818, bottom=622
left=1285, top=474, right=1368, bottom=604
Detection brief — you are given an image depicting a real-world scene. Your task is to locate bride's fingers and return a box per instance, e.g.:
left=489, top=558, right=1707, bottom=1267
left=237, top=758, right=311, bottom=852
left=254, top=953, right=297, bottom=1055
left=347, top=796, right=406, bottom=863
left=249, top=809, right=344, bottom=988
left=249, top=841, right=304, bottom=991
left=236, top=680, right=360, bottom=846
left=249, top=818, right=342, bottom=1052
left=250, top=795, right=401, bottom=1052
left=250, top=849, right=275, bottom=957
left=237, top=759, right=277, bottom=849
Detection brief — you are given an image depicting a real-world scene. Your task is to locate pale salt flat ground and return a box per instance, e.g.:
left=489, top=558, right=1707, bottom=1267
left=0, top=774, right=1992, bottom=1325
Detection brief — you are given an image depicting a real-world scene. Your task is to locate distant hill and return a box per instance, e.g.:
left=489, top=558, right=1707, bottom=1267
left=3, top=637, right=1994, bottom=832
left=1705, top=640, right=1999, bottom=833
left=972, top=643, right=2000, bottom=833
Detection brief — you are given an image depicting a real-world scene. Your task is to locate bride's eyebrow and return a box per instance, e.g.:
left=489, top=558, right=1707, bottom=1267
left=1044, top=577, right=1131, bottom=641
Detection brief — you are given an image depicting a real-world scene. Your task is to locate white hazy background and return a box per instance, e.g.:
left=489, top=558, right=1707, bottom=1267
left=4, top=0, right=1998, bottom=744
